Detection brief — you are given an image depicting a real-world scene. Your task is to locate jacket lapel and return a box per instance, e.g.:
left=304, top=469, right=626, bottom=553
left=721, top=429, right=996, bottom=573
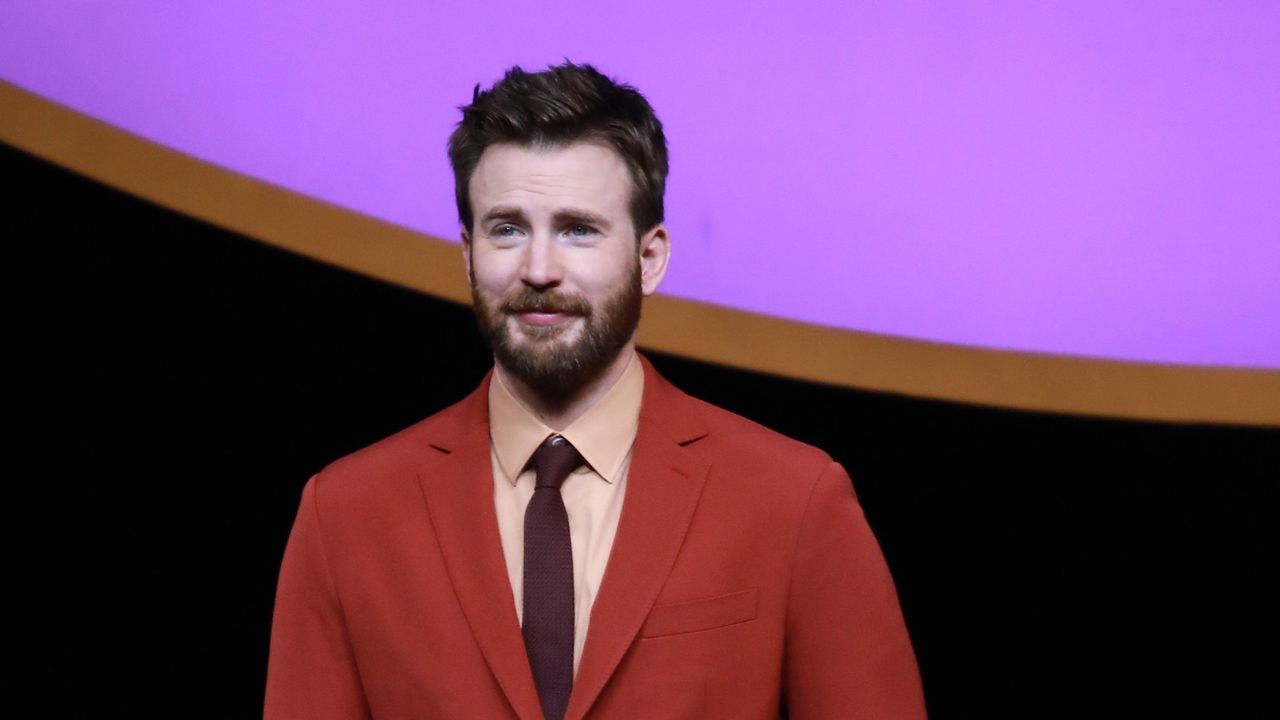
left=566, top=357, right=712, bottom=720
left=416, top=374, right=544, bottom=720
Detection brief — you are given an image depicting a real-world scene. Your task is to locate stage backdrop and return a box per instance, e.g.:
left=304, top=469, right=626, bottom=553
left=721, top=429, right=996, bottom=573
left=3, top=1, right=1277, bottom=423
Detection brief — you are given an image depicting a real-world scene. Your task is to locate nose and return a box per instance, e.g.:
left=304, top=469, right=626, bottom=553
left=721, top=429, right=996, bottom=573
left=519, top=233, right=564, bottom=290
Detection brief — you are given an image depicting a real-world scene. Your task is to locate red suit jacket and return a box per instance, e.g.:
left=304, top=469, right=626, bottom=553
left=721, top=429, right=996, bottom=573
left=265, top=356, right=925, bottom=719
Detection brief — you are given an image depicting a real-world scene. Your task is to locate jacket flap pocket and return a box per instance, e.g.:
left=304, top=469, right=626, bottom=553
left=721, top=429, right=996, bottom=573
left=640, top=588, right=758, bottom=638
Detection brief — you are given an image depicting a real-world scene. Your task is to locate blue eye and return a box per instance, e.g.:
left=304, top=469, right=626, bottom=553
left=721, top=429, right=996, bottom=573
left=568, top=225, right=593, bottom=236
left=489, top=224, right=524, bottom=247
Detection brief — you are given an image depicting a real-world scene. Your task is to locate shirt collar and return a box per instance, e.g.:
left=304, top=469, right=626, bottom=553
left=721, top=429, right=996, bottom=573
left=488, top=351, right=644, bottom=485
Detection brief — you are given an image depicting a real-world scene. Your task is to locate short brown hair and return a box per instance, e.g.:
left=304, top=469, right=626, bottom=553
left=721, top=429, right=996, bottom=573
left=448, top=61, right=669, bottom=237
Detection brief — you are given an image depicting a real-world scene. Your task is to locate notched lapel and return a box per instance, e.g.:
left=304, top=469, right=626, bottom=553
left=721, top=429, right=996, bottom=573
left=567, top=362, right=713, bottom=720
left=416, top=380, right=543, bottom=720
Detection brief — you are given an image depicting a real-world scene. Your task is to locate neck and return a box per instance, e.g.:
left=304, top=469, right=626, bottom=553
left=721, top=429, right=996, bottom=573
left=495, top=344, right=636, bottom=431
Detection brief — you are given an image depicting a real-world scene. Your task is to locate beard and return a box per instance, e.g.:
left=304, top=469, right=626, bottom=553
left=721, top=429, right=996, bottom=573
left=470, top=260, right=642, bottom=405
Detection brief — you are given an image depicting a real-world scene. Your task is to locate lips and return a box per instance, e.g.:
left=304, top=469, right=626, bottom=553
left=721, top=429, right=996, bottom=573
left=516, top=311, right=573, bottom=326
left=504, top=300, right=584, bottom=328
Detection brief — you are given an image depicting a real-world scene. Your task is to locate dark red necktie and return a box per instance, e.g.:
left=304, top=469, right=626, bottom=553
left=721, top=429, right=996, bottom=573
left=523, top=434, right=582, bottom=720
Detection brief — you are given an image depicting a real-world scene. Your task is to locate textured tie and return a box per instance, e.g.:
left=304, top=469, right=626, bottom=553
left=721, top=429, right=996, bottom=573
left=523, top=434, right=583, bottom=720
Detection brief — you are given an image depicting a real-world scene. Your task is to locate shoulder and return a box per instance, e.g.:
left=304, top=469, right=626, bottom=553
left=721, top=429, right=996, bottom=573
left=688, top=392, right=832, bottom=471
left=305, top=380, right=485, bottom=509
left=647, top=368, right=842, bottom=501
left=645, top=375, right=864, bottom=553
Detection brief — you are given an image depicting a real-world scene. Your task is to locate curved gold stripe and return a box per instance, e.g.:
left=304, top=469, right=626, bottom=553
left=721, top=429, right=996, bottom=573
left=4, top=79, right=1277, bottom=426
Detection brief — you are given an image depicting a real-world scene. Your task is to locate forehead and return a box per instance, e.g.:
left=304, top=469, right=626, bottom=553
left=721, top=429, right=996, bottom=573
left=469, top=141, right=632, bottom=218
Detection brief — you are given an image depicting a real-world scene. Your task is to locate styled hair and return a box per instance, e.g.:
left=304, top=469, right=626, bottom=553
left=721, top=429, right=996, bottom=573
left=448, top=61, right=668, bottom=236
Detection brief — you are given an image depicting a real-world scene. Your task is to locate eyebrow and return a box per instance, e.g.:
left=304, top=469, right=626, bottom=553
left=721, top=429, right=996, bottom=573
left=554, top=208, right=612, bottom=230
left=479, top=206, right=528, bottom=226
left=479, top=205, right=613, bottom=230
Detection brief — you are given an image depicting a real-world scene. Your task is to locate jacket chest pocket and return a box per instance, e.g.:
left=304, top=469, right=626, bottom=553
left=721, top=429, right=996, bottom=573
left=640, top=588, right=758, bottom=638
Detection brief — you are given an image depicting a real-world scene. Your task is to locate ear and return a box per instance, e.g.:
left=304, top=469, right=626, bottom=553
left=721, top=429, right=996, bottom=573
left=638, top=224, right=671, bottom=296
left=460, top=226, right=473, bottom=283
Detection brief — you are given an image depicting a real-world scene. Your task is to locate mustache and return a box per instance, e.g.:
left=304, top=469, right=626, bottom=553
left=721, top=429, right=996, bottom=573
left=502, top=289, right=592, bottom=316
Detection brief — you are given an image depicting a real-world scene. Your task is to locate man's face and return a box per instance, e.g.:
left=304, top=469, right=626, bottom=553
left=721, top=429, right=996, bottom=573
left=462, top=141, right=668, bottom=401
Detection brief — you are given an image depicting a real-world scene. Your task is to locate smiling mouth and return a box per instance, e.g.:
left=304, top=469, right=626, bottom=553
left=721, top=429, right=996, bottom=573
left=504, top=294, right=590, bottom=326
left=515, top=311, right=575, bottom=327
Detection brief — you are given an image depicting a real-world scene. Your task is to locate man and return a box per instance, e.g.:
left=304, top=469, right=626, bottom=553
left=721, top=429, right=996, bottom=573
left=266, top=62, right=925, bottom=719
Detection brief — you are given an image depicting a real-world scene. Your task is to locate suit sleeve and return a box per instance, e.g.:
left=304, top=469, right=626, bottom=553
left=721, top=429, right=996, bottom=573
left=784, top=461, right=927, bottom=719
left=264, top=475, right=372, bottom=720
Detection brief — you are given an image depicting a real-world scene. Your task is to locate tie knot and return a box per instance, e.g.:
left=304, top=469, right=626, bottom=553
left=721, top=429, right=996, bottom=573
left=530, top=434, right=584, bottom=490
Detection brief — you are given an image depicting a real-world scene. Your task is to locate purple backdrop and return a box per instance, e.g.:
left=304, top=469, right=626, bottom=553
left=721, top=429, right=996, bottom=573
left=3, top=1, right=1277, bottom=367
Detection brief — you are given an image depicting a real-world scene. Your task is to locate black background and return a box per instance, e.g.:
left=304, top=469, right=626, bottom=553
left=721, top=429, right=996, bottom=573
left=10, top=142, right=1276, bottom=718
